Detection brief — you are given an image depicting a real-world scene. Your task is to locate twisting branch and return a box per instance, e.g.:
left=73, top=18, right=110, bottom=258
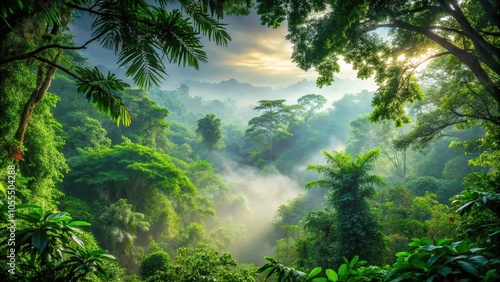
left=0, top=30, right=107, bottom=65
left=426, top=25, right=467, bottom=36
left=463, top=79, right=494, bottom=119
left=406, top=51, right=450, bottom=77
left=450, top=104, right=500, bottom=127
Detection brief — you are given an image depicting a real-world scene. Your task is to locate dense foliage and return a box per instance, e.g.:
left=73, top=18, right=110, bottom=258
left=0, top=0, right=498, bottom=281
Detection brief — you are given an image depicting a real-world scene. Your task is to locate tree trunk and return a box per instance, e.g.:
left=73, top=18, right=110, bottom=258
left=14, top=53, right=61, bottom=146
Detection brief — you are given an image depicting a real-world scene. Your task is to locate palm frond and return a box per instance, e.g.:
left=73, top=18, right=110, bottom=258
left=154, top=8, right=208, bottom=68
left=37, top=0, right=64, bottom=26
left=324, top=150, right=351, bottom=169
left=117, top=40, right=166, bottom=90
left=305, top=179, right=335, bottom=189
left=0, top=0, right=23, bottom=27
left=179, top=0, right=231, bottom=46
left=75, top=66, right=132, bottom=126
left=355, top=148, right=380, bottom=167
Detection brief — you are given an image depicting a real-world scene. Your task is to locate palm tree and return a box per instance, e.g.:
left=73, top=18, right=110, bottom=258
left=0, top=0, right=245, bottom=152
left=306, top=149, right=386, bottom=266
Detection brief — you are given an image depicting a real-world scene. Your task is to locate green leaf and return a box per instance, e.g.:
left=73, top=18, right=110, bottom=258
left=338, top=264, right=348, bottom=279
left=420, top=237, right=433, bottom=245
left=456, top=260, right=479, bottom=276
left=485, top=269, right=497, bottom=280
left=454, top=241, right=470, bottom=254
left=67, top=221, right=91, bottom=227
left=69, top=232, right=85, bottom=248
left=395, top=251, right=410, bottom=258
left=468, top=255, right=488, bottom=265
left=349, top=255, right=359, bottom=269
left=90, top=249, right=107, bottom=256
left=436, top=238, right=453, bottom=246
left=308, top=267, right=322, bottom=278
left=325, top=269, right=338, bottom=281
left=15, top=204, right=40, bottom=210
left=421, top=245, right=441, bottom=251
left=75, top=66, right=132, bottom=127
left=32, top=231, right=49, bottom=254
left=410, top=258, right=427, bottom=270
left=264, top=256, right=275, bottom=263
left=437, top=266, right=452, bottom=277
left=409, top=240, right=421, bottom=247
left=426, top=253, right=444, bottom=268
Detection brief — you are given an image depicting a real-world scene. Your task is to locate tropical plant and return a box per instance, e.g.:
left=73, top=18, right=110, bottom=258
left=145, top=245, right=256, bottom=282
left=56, top=247, right=117, bottom=281
left=386, top=237, right=498, bottom=282
left=306, top=149, right=386, bottom=266
left=452, top=171, right=500, bottom=257
left=0, top=203, right=116, bottom=281
left=0, top=0, right=249, bottom=158
left=257, top=256, right=307, bottom=282
left=196, top=114, right=223, bottom=150
left=257, top=255, right=385, bottom=282
left=140, top=250, right=171, bottom=279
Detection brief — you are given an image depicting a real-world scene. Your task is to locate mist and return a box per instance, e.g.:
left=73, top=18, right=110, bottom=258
left=215, top=155, right=303, bottom=264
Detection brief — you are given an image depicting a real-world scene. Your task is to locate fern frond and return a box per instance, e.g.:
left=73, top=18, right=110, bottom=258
left=179, top=0, right=231, bottom=46
left=75, top=66, right=132, bottom=126
left=154, top=8, right=208, bottom=68
left=117, top=40, right=166, bottom=90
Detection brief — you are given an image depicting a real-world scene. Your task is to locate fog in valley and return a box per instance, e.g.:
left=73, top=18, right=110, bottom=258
left=2, top=1, right=498, bottom=281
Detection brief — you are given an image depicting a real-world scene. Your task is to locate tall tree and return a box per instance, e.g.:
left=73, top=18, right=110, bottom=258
left=297, top=94, right=327, bottom=122
left=347, top=114, right=408, bottom=180
left=245, top=99, right=292, bottom=159
left=256, top=0, right=500, bottom=126
left=306, top=149, right=386, bottom=266
left=0, top=0, right=248, bottom=156
left=196, top=114, right=223, bottom=150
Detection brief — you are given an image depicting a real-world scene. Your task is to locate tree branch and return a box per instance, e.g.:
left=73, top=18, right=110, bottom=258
left=390, top=19, right=500, bottom=105
left=478, top=0, right=500, bottom=30
left=62, top=2, right=109, bottom=17
left=464, top=79, right=494, bottom=120
left=393, top=4, right=443, bottom=16
left=405, top=51, right=451, bottom=77
left=0, top=30, right=106, bottom=65
left=32, top=55, right=85, bottom=84
left=439, top=0, right=500, bottom=73
left=426, top=25, right=467, bottom=36
left=449, top=106, right=500, bottom=127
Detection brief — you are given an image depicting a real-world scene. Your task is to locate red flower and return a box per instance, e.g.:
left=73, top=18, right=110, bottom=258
left=14, top=148, right=23, bottom=161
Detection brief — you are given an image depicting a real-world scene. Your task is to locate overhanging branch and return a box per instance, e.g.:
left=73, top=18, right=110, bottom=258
left=0, top=30, right=106, bottom=65
left=32, top=55, right=85, bottom=84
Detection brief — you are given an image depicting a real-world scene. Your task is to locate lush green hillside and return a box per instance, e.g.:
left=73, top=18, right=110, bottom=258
left=0, top=1, right=498, bottom=281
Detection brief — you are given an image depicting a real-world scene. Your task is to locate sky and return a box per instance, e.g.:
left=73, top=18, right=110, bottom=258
left=72, top=9, right=377, bottom=91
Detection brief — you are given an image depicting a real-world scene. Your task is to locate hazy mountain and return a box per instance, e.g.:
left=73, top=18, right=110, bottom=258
left=181, top=77, right=375, bottom=106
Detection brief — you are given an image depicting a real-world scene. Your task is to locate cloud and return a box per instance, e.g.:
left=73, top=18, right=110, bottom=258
left=70, top=9, right=376, bottom=90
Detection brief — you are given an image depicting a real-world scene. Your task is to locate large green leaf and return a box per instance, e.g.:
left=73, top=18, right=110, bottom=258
left=308, top=267, right=322, bottom=278
left=32, top=231, right=49, bottom=254
left=338, top=264, right=348, bottom=280
left=325, top=268, right=338, bottom=281
left=456, top=260, right=479, bottom=277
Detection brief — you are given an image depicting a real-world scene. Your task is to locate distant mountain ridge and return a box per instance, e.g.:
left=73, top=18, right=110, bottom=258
left=181, top=77, right=376, bottom=106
